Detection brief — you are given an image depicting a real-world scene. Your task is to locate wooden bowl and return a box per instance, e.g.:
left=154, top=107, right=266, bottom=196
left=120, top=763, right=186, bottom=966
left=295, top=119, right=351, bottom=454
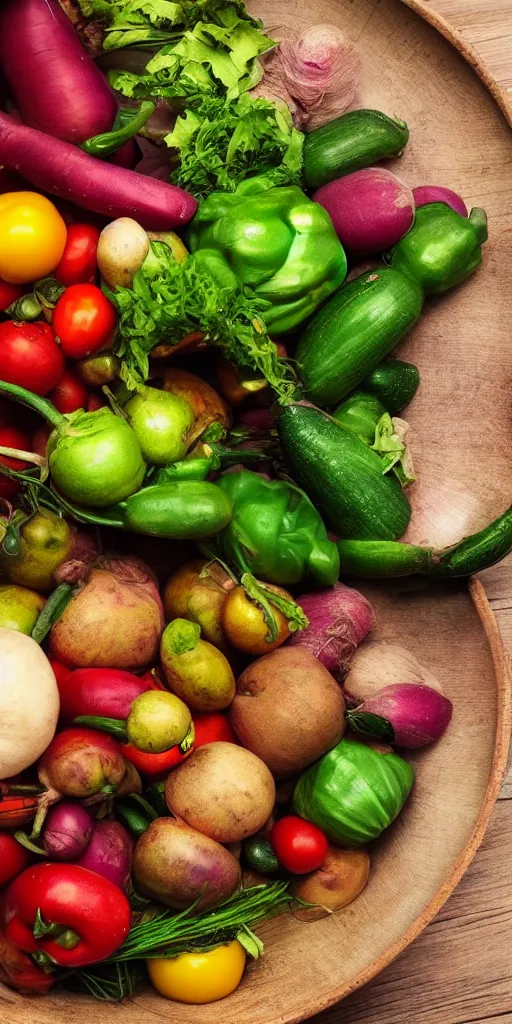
left=3, top=1, right=512, bottom=1022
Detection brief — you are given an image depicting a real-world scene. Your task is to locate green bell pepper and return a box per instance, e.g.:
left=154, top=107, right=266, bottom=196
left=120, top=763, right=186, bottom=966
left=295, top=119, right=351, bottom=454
left=206, top=469, right=340, bottom=586
left=293, top=738, right=414, bottom=847
left=188, top=183, right=347, bottom=334
left=390, top=203, right=488, bottom=295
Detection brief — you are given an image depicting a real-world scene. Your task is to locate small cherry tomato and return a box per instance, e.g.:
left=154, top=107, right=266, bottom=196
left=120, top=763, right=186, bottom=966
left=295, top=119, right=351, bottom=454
left=0, top=835, right=30, bottom=888
left=55, top=224, right=101, bottom=287
left=52, top=284, right=117, bottom=359
left=0, top=321, right=64, bottom=395
left=270, top=816, right=328, bottom=875
left=147, top=940, right=246, bottom=1004
left=120, top=742, right=192, bottom=778
left=0, top=425, right=33, bottom=501
left=49, top=369, right=89, bottom=414
left=193, top=712, right=237, bottom=749
left=0, top=192, right=67, bottom=285
left=0, top=280, right=24, bottom=313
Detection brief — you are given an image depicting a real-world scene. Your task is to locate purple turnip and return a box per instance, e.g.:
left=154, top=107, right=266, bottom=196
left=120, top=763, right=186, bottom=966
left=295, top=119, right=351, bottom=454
left=289, top=583, right=375, bottom=677
left=348, top=682, right=453, bottom=748
left=412, top=185, right=468, bottom=217
left=314, top=168, right=415, bottom=255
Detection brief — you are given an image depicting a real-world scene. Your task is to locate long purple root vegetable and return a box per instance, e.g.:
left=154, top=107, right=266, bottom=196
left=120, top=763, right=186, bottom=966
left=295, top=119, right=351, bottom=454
left=0, top=112, right=197, bottom=230
left=0, top=0, right=117, bottom=145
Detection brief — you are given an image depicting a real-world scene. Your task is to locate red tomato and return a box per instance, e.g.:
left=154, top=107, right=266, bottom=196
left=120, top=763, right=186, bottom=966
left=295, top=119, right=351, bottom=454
left=270, top=816, right=328, bottom=875
left=0, top=321, right=64, bottom=395
left=193, top=712, right=237, bottom=749
left=49, top=368, right=89, bottom=414
left=55, top=224, right=101, bottom=287
left=121, top=743, right=192, bottom=778
left=0, top=425, right=33, bottom=500
left=0, top=280, right=24, bottom=313
left=53, top=284, right=117, bottom=359
left=0, top=835, right=30, bottom=888
left=87, top=393, right=106, bottom=412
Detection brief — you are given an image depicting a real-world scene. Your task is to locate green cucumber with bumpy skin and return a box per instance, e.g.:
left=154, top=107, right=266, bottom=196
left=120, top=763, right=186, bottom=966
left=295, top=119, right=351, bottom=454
left=360, top=357, right=420, bottom=414
left=296, top=267, right=424, bottom=408
left=304, top=109, right=409, bottom=189
left=337, top=505, right=512, bottom=577
left=278, top=403, right=411, bottom=541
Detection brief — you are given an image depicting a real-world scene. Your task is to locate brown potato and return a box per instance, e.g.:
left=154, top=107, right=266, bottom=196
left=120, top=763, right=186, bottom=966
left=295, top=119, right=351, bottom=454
left=229, top=647, right=345, bottom=777
left=292, top=846, right=370, bottom=920
left=132, top=817, right=241, bottom=912
left=165, top=741, right=276, bottom=843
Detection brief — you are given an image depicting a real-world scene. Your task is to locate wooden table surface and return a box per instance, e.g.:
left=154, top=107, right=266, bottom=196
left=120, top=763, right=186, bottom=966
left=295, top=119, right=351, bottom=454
left=312, top=4, right=512, bottom=1024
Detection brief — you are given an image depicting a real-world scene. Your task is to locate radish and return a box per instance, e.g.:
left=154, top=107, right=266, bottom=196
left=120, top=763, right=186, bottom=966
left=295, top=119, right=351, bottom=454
left=348, top=682, right=453, bottom=748
left=0, top=112, right=197, bottom=230
left=314, top=167, right=415, bottom=255
left=0, top=0, right=117, bottom=145
left=412, top=185, right=468, bottom=217
left=289, top=583, right=375, bottom=677
left=0, top=628, right=59, bottom=780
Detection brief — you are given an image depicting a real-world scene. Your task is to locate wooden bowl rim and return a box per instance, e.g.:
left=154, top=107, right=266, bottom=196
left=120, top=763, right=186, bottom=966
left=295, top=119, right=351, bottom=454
left=401, top=0, right=512, bottom=128
left=291, top=577, right=512, bottom=1022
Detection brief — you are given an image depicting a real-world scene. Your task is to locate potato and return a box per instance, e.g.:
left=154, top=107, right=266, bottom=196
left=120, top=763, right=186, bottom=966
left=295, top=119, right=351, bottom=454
left=229, top=647, right=345, bottom=777
left=165, top=741, right=275, bottom=843
left=97, top=217, right=149, bottom=289
left=292, top=846, right=370, bottom=920
left=132, top=817, right=241, bottom=912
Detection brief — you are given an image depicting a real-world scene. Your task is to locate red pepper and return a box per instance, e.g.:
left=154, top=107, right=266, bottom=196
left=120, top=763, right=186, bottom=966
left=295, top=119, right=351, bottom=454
left=0, top=835, right=30, bottom=888
left=121, top=742, right=191, bottom=778
left=194, top=712, right=237, bottom=749
left=58, top=666, right=157, bottom=724
left=0, top=913, right=54, bottom=995
left=3, top=863, right=131, bottom=968
left=0, top=795, right=38, bottom=831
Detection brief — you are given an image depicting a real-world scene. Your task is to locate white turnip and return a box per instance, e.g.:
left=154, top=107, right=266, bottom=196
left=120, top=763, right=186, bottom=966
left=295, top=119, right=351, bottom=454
left=0, top=628, right=59, bottom=780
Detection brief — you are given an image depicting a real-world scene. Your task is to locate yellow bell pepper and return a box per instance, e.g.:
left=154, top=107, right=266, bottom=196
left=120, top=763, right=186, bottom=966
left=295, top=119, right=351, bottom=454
left=0, top=192, right=67, bottom=284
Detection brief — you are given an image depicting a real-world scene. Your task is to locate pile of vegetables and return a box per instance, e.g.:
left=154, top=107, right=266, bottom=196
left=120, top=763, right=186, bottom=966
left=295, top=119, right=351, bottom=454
left=0, top=0, right=504, bottom=1009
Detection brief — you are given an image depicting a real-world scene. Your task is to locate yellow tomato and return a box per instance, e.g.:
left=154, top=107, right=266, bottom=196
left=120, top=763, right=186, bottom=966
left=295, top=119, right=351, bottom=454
left=0, top=584, right=45, bottom=635
left=147, top=941, right=246, bottom=1004
left=0, top=192, right=67, bottom=284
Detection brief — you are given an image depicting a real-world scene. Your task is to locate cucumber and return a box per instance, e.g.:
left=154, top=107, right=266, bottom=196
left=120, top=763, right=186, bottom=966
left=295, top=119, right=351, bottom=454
left=360, top=357, right=420, bottom=414
left=122, top=481, right=233, bottom=539
left=304, top=109, right=409, bottom=190
left=296, top=267, right=424, bottom=407
left=244, top=836, right=279, bottom=874
left=278, top=404, right=411, bottom=541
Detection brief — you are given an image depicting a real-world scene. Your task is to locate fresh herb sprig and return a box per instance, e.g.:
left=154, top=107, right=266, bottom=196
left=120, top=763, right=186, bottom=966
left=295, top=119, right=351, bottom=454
left=62, top=883, right=290, bottom=1001
left=111, top=243, right=297, bottom=402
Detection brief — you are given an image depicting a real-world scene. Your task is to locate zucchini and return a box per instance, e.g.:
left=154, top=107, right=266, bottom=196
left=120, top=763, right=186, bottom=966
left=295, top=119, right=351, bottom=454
left=360, top=357, right=420, bottom=414
left=304, top=109, right=409, bottom=190
left=296, top=267, right=424, bottom=407
left=278, top=403, right=411, bottom=541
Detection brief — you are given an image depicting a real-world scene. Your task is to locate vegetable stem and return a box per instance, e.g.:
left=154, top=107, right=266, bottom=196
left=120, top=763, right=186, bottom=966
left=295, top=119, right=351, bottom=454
left=0, top=380, right=64, bottom=428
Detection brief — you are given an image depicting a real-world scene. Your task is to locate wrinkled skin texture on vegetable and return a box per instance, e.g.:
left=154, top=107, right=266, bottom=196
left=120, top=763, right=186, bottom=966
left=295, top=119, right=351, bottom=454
left=208, top=470, right=339, bottom=586
left=188, top=184, right=347, bottom=333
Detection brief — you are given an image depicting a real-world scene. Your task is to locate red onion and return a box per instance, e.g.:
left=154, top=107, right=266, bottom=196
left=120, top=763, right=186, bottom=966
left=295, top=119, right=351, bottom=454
left=314, top=168, right=415, bottom=255
left=289, top=583, right=375, bottom=677
left=348, top=683, right=453, bottom=748
left=43, top=801, right=93, bottom=861
left=412, top=185, right=468, bottom=218
left=237, top=407, right=276, bottom=432
left=76, top=820, right=133, bottom=891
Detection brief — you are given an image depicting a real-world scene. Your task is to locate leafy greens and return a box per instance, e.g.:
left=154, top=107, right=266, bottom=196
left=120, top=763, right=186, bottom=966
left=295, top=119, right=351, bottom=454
left=110, top=242, right=297, bottom=403
left=78, top=0, right=268, bottom=50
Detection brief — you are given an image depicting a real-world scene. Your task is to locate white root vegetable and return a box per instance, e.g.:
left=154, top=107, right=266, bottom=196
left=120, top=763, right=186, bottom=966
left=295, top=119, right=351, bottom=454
left=343, top=640, right=444, bottom=706
left=97, top=217, right=150, bottom=290
left=0, top=627, right=59, bottom=779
